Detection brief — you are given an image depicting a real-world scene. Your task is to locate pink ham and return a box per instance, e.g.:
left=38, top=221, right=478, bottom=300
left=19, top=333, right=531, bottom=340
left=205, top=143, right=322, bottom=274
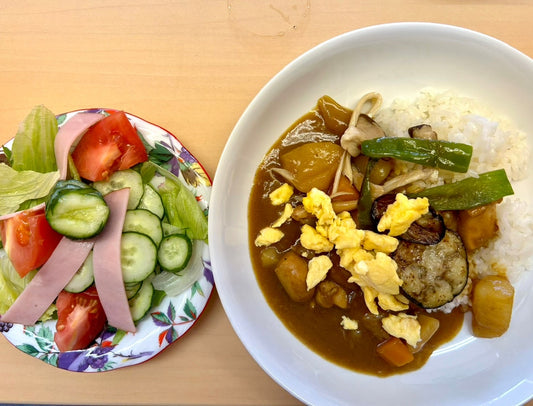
left=1, top=237, right=94, bottom=325
left=93, top=188, right=136, bottom=333
left=54, top=112, right=104, bottom=180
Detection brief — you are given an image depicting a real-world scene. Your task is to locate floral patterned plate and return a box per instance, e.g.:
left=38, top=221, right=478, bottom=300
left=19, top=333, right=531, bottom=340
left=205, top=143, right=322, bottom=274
left=0, top=108, right=214, bottom=372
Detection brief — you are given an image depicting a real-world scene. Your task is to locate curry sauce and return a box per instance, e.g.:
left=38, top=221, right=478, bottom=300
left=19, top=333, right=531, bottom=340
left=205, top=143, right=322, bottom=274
left=248, top=99, right=465, bottom=376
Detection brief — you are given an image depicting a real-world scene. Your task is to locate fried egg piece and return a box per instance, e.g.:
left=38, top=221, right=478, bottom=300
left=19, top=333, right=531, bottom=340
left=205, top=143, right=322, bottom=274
left=306, top=255, right=333, bottom=290
left=382, top=313, right=421, bottom=347
left=269, top=183, right=294, bottom=205
left=300, top=224, right=334, bottom=253
left=254, top=227, right=284, bottom=247
left=377, top=193, right=429, bottom=236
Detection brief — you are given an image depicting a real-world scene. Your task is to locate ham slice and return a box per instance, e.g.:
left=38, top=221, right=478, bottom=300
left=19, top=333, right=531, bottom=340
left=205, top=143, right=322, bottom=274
left=93, top=188, right=136, bottom=332
left=1, top=237, right=94, bottom=325
left=54, top=112, right=104, bottom=180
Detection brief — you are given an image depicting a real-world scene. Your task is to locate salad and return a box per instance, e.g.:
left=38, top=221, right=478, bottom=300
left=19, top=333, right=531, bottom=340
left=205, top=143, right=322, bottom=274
left=0, top=105, right=209, bottom=354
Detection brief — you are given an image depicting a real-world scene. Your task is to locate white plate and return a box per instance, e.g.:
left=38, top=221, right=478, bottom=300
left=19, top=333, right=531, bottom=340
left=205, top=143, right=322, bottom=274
left=1, top=108, right=214, bottom=372
left=209, top=23, right=533, bottom=405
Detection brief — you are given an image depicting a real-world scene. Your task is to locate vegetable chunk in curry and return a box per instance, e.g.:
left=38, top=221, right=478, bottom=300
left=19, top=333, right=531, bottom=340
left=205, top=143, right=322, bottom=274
left=248, top=93, right=516, bottom=376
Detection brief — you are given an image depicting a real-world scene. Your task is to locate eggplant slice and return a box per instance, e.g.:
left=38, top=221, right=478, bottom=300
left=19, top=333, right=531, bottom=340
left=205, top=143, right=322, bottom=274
left=371, top=193, right=445, bottom=245
left=392, top=230, right=468, bottom=309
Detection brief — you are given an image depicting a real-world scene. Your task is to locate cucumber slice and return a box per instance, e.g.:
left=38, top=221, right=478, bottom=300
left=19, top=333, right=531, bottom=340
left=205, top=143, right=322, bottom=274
left=157, top=233, right=192, bottom=273
left=129, top=280, right=154, bottom=322
left=121, top=232, right=157, bottom=284
left=46, top=180, right=110, bottom=239
left=93, top=169, right=144, bottom=210
left=123, top=209, right=163, bottom=246
left=125, top=282, right=142, bottom=300
left=138, top=183, right=165, bottom=219
left=64, top=251, right=95, bottom=293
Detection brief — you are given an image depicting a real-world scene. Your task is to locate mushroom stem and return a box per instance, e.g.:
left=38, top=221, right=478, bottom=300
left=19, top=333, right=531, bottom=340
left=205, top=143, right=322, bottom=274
left=348, top=92, right=383, bottom=128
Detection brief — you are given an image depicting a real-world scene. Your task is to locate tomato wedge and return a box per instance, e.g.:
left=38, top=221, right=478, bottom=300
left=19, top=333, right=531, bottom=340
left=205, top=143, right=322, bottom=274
left=54, top=286, right=107, bottom=352
left=71, top=111, right=148, bottom=182
left=0, top=208, right=63, bottom=278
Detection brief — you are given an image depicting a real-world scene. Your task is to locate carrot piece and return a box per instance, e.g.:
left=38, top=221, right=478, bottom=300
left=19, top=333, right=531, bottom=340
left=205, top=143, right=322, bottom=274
left=376, top=337, right=414, bottom=367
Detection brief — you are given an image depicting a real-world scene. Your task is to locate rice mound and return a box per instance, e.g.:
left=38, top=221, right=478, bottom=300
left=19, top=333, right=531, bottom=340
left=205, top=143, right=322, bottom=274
left=375, top=88, right=529, bottom=182
left=374, top=88, right=533, bottom=308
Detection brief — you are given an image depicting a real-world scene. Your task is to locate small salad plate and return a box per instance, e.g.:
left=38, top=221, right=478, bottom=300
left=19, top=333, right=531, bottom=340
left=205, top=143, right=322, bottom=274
left=0, top=108, right=214, bottom=372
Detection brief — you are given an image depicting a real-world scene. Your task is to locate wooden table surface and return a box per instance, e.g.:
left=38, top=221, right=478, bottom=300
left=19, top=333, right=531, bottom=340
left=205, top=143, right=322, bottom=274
left=0, top=1, right=532, bottom=405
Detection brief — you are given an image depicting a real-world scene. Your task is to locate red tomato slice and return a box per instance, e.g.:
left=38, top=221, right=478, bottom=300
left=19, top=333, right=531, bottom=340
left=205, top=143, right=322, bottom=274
left=1, top=208, right=63, bottom=278
left=71, top=111, right=148, bottom=182
left=54, top=286, right=107, bottom=352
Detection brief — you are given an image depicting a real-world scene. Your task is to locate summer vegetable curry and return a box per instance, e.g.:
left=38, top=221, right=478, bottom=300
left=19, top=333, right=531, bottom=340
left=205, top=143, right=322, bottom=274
left=248, top=93, right=516, bottom=376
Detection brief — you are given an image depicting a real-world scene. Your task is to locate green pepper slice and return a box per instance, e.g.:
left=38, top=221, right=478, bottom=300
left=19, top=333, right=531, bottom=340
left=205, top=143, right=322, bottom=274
left=410, top=169, right=514, bottom=211
left=361, top=137, right=473, bottom=173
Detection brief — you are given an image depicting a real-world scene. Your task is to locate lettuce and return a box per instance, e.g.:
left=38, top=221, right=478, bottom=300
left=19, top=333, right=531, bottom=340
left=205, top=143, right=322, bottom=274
left=0, top=164, right=60, bottom=216
left=11, top=105, right=58, bottom=173
left=0, top=253, right=34, bottom=314
left=144, top=162, right=208, bottom=241
left=0, top=253, right=56, bottom=322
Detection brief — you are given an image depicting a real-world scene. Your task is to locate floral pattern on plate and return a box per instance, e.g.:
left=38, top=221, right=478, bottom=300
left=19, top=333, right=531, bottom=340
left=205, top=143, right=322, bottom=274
left=1, top=109, right=213, bottom=372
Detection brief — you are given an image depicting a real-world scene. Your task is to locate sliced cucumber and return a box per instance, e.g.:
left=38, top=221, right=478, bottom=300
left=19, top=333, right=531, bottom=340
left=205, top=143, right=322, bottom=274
left=123, top=209, right=163, bottom=246
left=121, top=232, right=157, bottom=284
left=162, top=222, right=185, bottom=237
left=93, top=169, right=144, bottom=210
left=129, top=279, right=154, bottom=322
left=125, top=282, right=142, bottom=300
left=64, top=251, right=95, bottom=293
left=46, top=180, right=109, bottom=239
left=157, top=233, right=192, bottom=273
left=138, top=183, right=165, bottom=219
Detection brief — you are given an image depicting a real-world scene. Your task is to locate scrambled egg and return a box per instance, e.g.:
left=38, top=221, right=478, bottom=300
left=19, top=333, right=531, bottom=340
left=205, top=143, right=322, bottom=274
left=269, top=183, right=294, bottom=205
left=347, top=252, right=408, bottom=315
left=381, top=313, right=421, bottom=347
left=340, top=315, right=359, bottom=330
left=377, top=193, right=429, bottom=236
left=363, top=230, right=399, bottom=254
left=306, top=255, right=333, bottom=290
left=254, top=227, right=284, bottom=247
left=299, top=187, right=408, bottom=315
left=271, top=203, right=293, bottom=228
left=255, top=192, right=293, bottom=247
left=302, top=188, right=336, bottom=227
left=328, top=211, right=365, bottom=250
left=300, top=224, right=334, bottom=252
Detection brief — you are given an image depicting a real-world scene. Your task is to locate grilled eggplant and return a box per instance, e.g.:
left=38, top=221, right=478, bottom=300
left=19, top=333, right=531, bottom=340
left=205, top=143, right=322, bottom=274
left=392, top=230, right=468, bottom=309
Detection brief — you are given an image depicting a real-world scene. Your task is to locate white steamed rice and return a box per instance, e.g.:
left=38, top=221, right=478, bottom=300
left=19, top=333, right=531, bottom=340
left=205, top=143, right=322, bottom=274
left=374, top=88, right=533, bottom=309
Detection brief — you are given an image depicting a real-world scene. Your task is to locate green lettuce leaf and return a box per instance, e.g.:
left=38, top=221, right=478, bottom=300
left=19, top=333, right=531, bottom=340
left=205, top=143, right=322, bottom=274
left=11, top=105, right=58, bottom=173
left=0, top=163, right=60, bottom=216
left=0, top=253, right=35, bottom=314
left=143, top=162, right=208, bottom=241
left=0, top=253, right=56, bottom=322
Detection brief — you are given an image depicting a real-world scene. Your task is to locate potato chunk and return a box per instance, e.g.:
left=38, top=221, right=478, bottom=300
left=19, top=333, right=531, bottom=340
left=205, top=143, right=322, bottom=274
left=457, top=202, right=498, bottom=251
left=472, top=275, right=514, bottom=338
left=274, top=251, right=314, bottom=303
left=315, top=280, right=348, bottom=309
left=279, top=142, right=343, bottom=193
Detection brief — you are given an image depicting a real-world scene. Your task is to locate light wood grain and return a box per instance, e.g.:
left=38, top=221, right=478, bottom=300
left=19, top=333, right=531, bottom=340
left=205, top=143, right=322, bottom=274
left=0, top=1, right=532, bottom=404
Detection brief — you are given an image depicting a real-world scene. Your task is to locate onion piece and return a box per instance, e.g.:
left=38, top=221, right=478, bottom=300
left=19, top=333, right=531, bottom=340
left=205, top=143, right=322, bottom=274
left=152, top=240, right=207, bottom=297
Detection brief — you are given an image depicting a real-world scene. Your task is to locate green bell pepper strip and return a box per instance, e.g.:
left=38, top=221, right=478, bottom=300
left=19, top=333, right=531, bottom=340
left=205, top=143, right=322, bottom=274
left=409, top=169, right=514, bottom=211
left=361, top=137, right=473, bottom=173
left=356, top=158, right=377, bottom=229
